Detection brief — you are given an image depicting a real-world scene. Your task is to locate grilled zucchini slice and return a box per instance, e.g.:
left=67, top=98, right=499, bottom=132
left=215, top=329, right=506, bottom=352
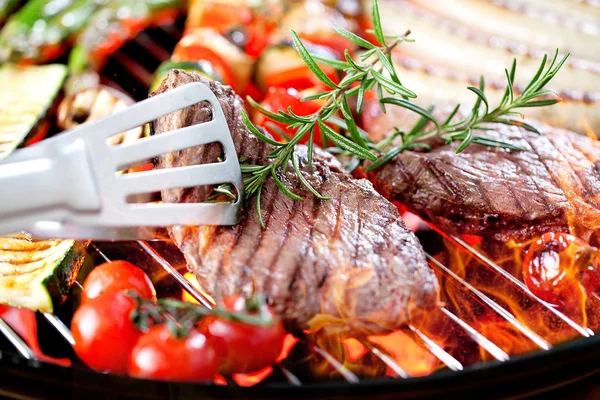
left=0, top=63, right=67, bottom=160
left=0, top=234, right=87, bottom=313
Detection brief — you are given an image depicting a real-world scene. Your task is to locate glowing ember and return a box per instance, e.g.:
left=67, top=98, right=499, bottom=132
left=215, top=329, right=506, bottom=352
left=277, top=334, right=299, bottom=363
left=343, top=338, right=367, bottom=363
left=233, top=367, right=273, bottom=386
left=213, top=374, right=227, bottom=385
left=368, top=331, right=439, bottom=377
left=232, top=334, right=298, bottom=386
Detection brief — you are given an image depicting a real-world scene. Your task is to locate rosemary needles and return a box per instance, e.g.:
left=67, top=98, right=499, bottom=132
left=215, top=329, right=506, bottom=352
left=242, top=0, right=569, bottom=227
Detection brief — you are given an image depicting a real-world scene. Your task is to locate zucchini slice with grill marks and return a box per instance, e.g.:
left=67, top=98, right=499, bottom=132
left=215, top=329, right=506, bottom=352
left=0, top=63, right=67, bottom=160
left=0, top=234, right=87, bottom=313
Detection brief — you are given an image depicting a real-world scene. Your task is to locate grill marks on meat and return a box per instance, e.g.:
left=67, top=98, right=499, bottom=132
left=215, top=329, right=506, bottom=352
left=372, top=120, right=600, bottom=241
left=152, top=71, right=439, bottom=333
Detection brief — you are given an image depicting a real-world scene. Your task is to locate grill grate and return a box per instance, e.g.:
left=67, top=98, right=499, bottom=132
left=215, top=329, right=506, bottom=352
left=0, top=21, right=596, bottom=389
left=0, top=224, right=594, bottom=385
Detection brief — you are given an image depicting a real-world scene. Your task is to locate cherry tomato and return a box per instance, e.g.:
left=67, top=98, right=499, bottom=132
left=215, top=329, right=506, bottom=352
left=72, top=292, right=141, bottom=373
left=129, top=325, right=222, bottom=382
left=81, top=261, right=156, bottom=304
left=172, top=41, right=236, bottom=89
left=523, top=233, right=600, bottom=306
left=254, top=87, right=326, bottom=146
left=202, top=295, right=286, bottom=374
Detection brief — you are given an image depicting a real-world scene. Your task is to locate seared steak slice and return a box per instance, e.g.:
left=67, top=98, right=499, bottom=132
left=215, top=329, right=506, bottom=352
left=371, top=115, right=600, bottom=241
left=152, top=71, right=439, bottom=333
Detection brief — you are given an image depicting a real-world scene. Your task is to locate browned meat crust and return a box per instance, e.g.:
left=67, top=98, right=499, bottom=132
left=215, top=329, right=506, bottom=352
left=151, top=71, right=439, bottom=333
left=372, top=119, right=600, bottom=241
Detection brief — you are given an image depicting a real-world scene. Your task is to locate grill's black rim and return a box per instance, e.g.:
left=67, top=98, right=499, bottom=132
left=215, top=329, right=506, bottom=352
left=0, top=332, right=599, bottom=399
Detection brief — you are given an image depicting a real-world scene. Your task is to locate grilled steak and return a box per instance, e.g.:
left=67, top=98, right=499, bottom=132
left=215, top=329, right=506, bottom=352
left=370, top=112, right=600, bottom=241
left=152, top=71, right=439, bottom=333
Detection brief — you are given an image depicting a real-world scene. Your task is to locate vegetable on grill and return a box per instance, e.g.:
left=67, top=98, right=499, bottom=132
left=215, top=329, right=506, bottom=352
left=172, top=27, right=253, bottom=91
left=0, top=63, right=67, bottom=160
left=69, top=0, right=181, bottom=73
left=0, top=234, right=87, bottom=313
left=57, top=85, right=144, bottom=146
left=128, top=325, right=222, bottom=382
left=200, top=295, right=286, bottom=375
left=0, top=0, right=181, bottom=66
left=523, top=233, right=600, bottom=308
left=278, top=0, right=356, bottom=57
left=72, top=261, right=286, bottom=379
left=0, top=0, right=97, bottom=64
left=72, top=291, right=142, bottom=374
left=81, top=261, right=156, bottom=304
left=254, top=41, right=338, bottom=91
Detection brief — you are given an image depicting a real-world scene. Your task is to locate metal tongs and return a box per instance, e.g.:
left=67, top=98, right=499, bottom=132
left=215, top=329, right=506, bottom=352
left=0, top=82, right=243, bottom=240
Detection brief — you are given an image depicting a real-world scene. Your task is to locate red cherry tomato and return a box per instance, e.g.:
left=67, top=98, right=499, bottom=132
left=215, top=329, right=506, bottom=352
left=72, top=292, right=141, bottom=373
left=264, top=66, right=322, bottom=92
left=202, top=295, right=286, bottom=374
left=523, top=233, right=600, bottom=306
left=129, top=325, right=222, bottom=382
left=172, top=42, right=236, bottom=89
left=254, top=87, right=326, bottom=146
left=81, top=261, right=156, bottom=304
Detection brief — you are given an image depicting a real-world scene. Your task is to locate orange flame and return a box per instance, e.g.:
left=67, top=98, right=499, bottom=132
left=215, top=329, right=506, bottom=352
left=233, top=367, right=273, bottom=387
left=229, top=334, right=298, bottom=387
left=368, top=331, right=439, bottom=377
left=182, top=272, right=216, bottom=305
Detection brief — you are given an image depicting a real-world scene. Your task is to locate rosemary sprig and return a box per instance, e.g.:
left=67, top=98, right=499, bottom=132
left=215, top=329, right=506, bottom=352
left=366, top=50, right=570, bottom=171
left=242, top=0, right=568, bottom=227
left=242, top=0, right=415, bottom=227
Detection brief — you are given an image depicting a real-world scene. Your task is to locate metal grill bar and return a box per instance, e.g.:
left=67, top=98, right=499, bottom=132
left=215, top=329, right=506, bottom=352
left=135, top=240, right=474, bottom=382
left=136, top=240, right=306, bottom=386
left=310, top=344, right=360, bottom=383
left=362, top=340, right=410, bottom=379
left=91, top=243, right=110, bottom=263
left=425, top=253, right=552, bottom=351
left=440, top=307, right=509, bottom=362
left=111, top=52, right=154, bottom=88
left=449, top=234, right=594, bottom=337
left=137, top=240, right=214, bottom=308
left=0, top=230, right=588, bottom=385
left=0, top=318, right=35, bottom=360
left=43, top=313, right=75, bottom=346
left=278, top=365, right=302, bottom=386
left=408, top=325, right=463, bottom=371
left=135, top=32, right=173, bottom=62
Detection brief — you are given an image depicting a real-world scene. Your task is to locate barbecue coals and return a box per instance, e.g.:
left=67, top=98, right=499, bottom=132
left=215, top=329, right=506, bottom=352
left=151, top=71, right=439, bottom=333
left=370, top=111, right=600, bottom=242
